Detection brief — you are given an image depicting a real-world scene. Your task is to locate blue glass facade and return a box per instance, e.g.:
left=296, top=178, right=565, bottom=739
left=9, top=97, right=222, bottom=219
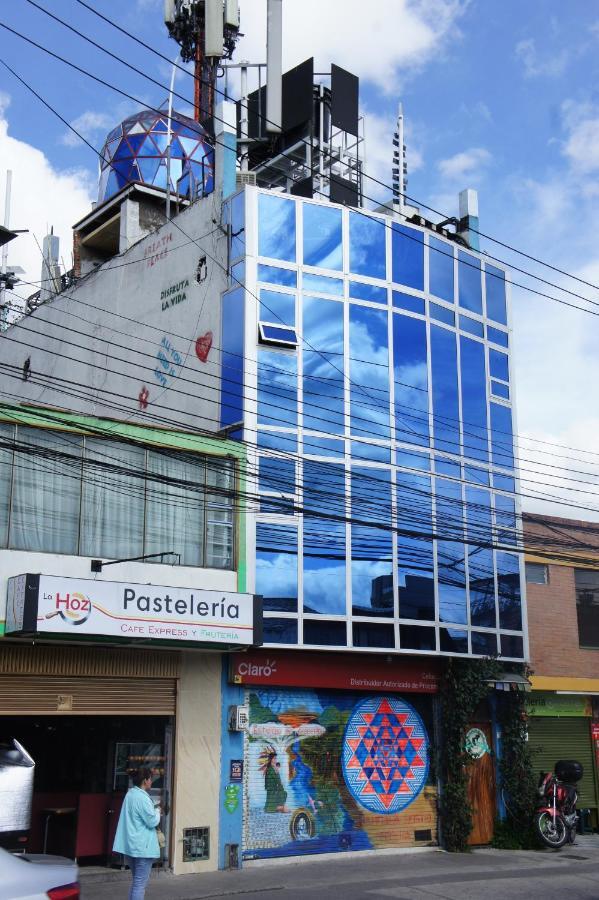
left=224, top=189, right=526, bottom=660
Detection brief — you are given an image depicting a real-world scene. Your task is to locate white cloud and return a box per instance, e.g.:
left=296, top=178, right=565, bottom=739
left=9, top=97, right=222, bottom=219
left=515, top=37, right=568, bottom=78
left=0, top=98, right=94, bottom=301
left=61, top=110, right=115, bottom=148
left=236, top=0, right=467, bottom=92
left=437, top=147, right=491, bottom=182
left=560, top=101, right=599, bottom=174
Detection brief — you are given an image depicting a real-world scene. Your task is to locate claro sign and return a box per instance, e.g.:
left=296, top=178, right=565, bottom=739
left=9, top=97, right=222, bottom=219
left=6, top=574, right=261, bottom=647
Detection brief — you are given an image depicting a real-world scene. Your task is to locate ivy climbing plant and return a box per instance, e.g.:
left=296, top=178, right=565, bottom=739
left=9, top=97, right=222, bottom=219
left=438, top=657, right=501, bottom=852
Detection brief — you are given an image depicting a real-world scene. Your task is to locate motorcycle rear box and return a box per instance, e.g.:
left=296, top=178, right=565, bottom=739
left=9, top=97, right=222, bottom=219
left=555, top=759, right=583, bottom=783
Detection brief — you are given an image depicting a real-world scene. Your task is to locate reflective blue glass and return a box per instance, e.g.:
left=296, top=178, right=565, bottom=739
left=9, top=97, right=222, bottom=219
left=497, top=551, right=522, bottom=630
left=349, top=304, right=390, bottom=439
left=392, top=224, right=424, bottom=291
left=258, top=193, right=296, bottom=262
left=430, top=302, right=455, bottom=326
left=258, top=430, right=297, bottom=453
left=493, top=473, right=515, bottom=492
left=491, top=381, right=510, bottom=400
left=263, top=618, right=298, bottom=644
left=459, top=315, right=484, bottom=338
left=437, top=477, right=467, bottom=625
left=303, top=202, right=343, bottom=270
left=257, top=350, right=297, bottom=427
left=472, top=632, right=497, bottom=656
left=349, top=281, right=388, bottom=304
left=259, top=456, right=295, bottom=494
left=353, top=622, right=395, bottom=648
left=435, top=459, right=460, bottom=478
left=465, top=466, right=489, bottom=485
left=230, top=260, right=245, bottom=288
left=397, top=471, right=434, bottom=620
left=400, top=625, right=436, bottom=651
left=256, top=523, right=298, bottom=612
left=489, top=349, right=509, bottom=381
left=393, top=314, right=429, bottom=446
left=258, top=264, right=297, bottom=287
left=259, top=289, right=295, bottom=325
left=351, top=442, right=391, bottom=463
left=487, top=325, right=508, bottom=347
left=440, top=628, right=468, bottom=653
left=396, top=448, right=430, bottom=471
left=349, top=211, right=386, bottom=280
left=303, top=462, right=346, bottom=616
left=460, top=336, right=488, bottom=462
left=231, top=191, right=245, bottom=259
left=303, top=436, right=344, bottom=457
left=430, top=325, right=460, bottom=455
left=501, top=633, right=524, bottom=658
left=220, top=289, right=244, bottom=429
left=490, top=403, right=514, bottom=469
left=429, top=237, right=454, bottom=303
left=458, top=251, right=483, bottom=314
left=259, top=324, right=297, bottom=345
left=393, top=291, right=425, bottom=315
left=352, top=469, right=393, bottom=617
left=465, top=486, right=495, bottom=628
left=495, top=494, right=516, bottom=543
left=486, top=265, right=507, bottom=324
left=304, top=619, right=347, bottom=646
left=303, top=295, right=344, bottom=434
left=302, top=272, right=344, bottom=296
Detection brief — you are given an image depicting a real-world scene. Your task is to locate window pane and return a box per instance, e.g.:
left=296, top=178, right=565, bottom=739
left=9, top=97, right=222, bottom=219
left=440, top=628, right=468, bottom=653
left=144, top=450, right=205, bottom=567
left=393, top=313, right=429, bottom=446
left=303, top=461, right=346, bottom=615
left=525, top=562, right=548, bottom=584
left=489, top=349, right=509, bottom=382
left=486, top=265, right=507, bottom=324
left=258, top=193, right=296, bottom=262
left=231, top=190, right=245, bottom=259
left=487, top=325, right=508, bottom=347
left=351, top=442, right=390, bottom=463
left=256, top=524, right=298, bottom=612
left=460, top=315, right=484, bottom=337
left=349, top=281, right=387, bottom=304
left=437, top=477, right=467, bottom=625
left=490, top=403, right=514, bottom=469
left=206, top=460, right=235, bottom=568
left=257, top=430, right=297, bottom=453
left=429, top=237, right=454, bottom=303
left=258, top=350, right=297, bottom=427
left=259, top=456, right=295, bottom=494
left=430, top=302, right=455, bottom=326
left=81, top=439, right=145, bottom=560
left=471, top=631, right=497, bottom=656
left=221, top=288, right=244, bottom=429
left=458, top=251, right=482, bottom=314
left=575, top=569, right=599, bottom=648
left=491, top=381, right=510, bottom=400
left=304, top=619, right=347, bottom=646
left=10, top=428, right=81, bottom=555
left=302, top=295, right=344, bottom=434
left=258, top=264, right=297, bottom=288
left=351, top=469, right=393, bottom=617
left=259, top=289, right=295, bottom=325
left=302, top=272, right=344, bottom=296
left=497, top=551, right=522, bottom=630
left=430, top=325, right=460, bottom=455
left=469, top=548, right=496, bottom=627
left=401, top=625, right=436, bottom=651
left=303, top=202, right=343, bottom=270
left=397, top=472, right=434, bottom=620
left=0, top=423, right=14, bottom=548
left=392, top=224, right=424, bottom=291
left=353, top=622, right=395, bottom=648
left=349, top=211, right=386, bottom=280
left=460, top=336, right=488, bottom=462
left=263, top=617, right=298, bottom=644
left=500, top=633, right=524, bottom=658
left=349, top=304, right=390, bottom=439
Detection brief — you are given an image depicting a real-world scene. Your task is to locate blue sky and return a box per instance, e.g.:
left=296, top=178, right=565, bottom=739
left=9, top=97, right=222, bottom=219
left=1, top=0, right=599, bottom=517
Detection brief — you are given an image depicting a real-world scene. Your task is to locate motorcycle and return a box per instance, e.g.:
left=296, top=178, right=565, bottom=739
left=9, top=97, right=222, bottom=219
left=535, top=759, right=582, bottom=849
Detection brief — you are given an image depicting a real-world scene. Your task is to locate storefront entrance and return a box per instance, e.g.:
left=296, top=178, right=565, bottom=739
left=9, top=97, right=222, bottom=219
left=1, top=715, right=173, bottom=866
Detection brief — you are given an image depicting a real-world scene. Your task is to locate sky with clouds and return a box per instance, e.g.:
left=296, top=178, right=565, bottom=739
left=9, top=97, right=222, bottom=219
left=1, top=0, right=599, bottom=519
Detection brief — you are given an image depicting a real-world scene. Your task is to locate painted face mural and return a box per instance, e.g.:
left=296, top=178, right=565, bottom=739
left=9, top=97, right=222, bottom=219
left=243, top=689, right=436, bottom=859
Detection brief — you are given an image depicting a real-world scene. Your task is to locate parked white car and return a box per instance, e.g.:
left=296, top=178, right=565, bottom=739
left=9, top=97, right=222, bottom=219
left=0, top=848, right=79, bottom=900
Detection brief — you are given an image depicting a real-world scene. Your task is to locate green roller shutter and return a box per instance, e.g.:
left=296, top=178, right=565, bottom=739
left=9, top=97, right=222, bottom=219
left=527, top=717, right=596, bottom=809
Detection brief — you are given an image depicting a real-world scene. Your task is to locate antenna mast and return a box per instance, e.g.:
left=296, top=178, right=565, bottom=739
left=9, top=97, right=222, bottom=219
left=392, top=102, right=408, bottom=215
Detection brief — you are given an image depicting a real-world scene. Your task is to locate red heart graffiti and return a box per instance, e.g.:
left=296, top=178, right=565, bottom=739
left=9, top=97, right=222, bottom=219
left=195, top=330, right=213, bottom=363
left=138, top=386, right=150, bottom=410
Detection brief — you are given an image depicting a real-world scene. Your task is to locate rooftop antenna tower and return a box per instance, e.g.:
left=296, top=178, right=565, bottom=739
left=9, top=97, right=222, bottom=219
left=0, top=170, right=26, bottom=331
left=164, top=0, right=240, bottom=129
left=392, top=102, right=408, bottom=215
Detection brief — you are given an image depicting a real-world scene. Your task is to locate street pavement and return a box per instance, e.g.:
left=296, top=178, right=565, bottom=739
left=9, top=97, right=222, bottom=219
left=80, top=841, right=599, bottom=900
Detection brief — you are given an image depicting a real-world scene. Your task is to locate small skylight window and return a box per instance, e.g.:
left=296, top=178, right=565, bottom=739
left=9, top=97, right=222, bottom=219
left=258, top=323, right=298, bottom=347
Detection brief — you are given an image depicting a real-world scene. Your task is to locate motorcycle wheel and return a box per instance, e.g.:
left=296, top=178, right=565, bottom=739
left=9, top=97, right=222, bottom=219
left=535, top=811, right=567, bottom=849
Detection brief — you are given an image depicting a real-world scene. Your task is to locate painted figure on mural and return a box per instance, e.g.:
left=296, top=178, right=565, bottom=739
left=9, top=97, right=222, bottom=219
left=262, top=750, right=289, bottom=813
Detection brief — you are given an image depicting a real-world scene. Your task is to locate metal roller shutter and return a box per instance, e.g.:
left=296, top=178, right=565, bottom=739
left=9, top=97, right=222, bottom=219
left=0, top=675, right=177, bottom=715
left=527, top=717, right=596, bottom=808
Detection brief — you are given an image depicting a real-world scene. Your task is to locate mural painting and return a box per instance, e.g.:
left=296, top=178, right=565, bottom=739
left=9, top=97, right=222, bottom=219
left=243, top=689, right=437, bottom=859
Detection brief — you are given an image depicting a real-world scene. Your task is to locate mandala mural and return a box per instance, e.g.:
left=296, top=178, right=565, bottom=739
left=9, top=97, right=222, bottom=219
left=341, top=696, right=429, bottom=815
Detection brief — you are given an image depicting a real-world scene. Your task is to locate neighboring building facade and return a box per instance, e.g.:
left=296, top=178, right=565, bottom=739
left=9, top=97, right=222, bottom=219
left=524, top=512, right=599, bottom=827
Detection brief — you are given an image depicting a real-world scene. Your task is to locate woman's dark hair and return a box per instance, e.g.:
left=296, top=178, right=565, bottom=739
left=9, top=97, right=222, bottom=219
left=132, top=766, right=153, bottom=787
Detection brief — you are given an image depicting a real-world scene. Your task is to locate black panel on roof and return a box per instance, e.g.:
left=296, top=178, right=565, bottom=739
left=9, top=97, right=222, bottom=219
left=331, top=64, right=359, bottom=135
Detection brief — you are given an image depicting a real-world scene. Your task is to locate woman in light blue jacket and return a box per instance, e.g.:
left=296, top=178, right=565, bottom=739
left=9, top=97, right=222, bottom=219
left=113, top=767, right=161, bottom=900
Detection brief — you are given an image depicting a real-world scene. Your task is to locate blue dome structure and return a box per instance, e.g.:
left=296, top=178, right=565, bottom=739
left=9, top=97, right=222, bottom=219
left=98, top=108, right=214, bottom=204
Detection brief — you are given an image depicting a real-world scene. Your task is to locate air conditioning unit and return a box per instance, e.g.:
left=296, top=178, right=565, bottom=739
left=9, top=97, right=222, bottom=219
left=228, top=705, right=249, bottom=731
left=236, top=172, right=257, bottom=187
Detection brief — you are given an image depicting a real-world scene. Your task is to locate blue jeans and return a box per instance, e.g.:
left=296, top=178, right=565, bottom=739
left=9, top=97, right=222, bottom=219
left=126, top=856, right=154, bottom=900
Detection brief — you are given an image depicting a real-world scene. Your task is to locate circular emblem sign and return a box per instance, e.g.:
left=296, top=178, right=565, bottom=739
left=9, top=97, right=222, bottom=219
left=464, top=727, right=490, bottom=759
left=342, top=696, right=429, bottom=815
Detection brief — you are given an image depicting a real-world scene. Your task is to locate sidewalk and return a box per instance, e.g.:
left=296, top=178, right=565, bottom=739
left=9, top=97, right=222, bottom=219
left=80, top=842, right=599, bottom=900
